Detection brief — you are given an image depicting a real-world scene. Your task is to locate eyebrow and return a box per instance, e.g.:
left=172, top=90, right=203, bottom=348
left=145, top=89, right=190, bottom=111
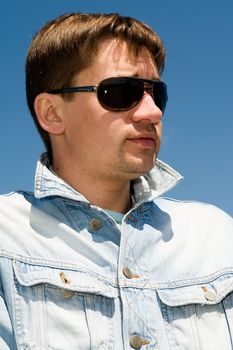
left=130, top=74, right=161, bottom=81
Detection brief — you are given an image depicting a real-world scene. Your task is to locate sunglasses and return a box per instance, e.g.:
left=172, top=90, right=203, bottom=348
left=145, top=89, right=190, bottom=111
left=48, top=76, right=168, bottom=114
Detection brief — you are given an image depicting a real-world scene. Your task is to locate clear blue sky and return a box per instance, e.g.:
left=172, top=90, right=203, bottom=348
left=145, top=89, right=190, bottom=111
left=1, top=0, right=233, bottom=216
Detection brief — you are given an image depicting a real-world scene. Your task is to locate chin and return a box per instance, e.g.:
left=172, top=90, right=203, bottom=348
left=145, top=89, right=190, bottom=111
left=125, top=161, right=155, bottom=180
left=117, top=153, right=157, bottom=179
left=134, top=155, right=156, bottom=171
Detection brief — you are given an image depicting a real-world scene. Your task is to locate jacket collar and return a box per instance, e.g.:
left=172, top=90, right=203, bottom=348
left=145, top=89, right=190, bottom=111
left=34, top=153, right=183, bottom=204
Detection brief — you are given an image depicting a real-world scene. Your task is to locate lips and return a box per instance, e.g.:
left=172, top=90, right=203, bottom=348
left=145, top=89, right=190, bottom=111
left=127, top=134, right=156, bottom=148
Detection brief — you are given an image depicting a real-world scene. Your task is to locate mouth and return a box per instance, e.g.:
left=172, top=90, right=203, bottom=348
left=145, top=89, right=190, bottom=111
left=128, top=138, right=156, bottom=148
left=127, top=133, right=157, bottom=149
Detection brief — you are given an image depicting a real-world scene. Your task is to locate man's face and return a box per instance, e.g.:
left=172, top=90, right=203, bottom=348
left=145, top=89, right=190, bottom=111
left=60, top=39, right=163, bottom=182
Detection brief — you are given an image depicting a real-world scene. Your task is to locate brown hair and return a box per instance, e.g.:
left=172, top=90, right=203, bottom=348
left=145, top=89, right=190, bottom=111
left=26, top=13, right=166, bottom=158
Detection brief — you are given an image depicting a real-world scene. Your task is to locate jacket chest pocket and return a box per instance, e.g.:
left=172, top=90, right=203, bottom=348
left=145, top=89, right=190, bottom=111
left=157, top=274, right=233, bottom=350
left=13, top=260, right=118, bottom=350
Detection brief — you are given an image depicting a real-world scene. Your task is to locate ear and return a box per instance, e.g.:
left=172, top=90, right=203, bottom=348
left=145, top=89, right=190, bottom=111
left=34, top=93, right=65, bottom=135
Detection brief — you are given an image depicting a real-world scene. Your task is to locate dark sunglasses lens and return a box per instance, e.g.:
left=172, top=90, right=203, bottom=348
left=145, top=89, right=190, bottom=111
left=153, top=82, right=167, bottom=114
left=97, top=78, right=143, bottom=111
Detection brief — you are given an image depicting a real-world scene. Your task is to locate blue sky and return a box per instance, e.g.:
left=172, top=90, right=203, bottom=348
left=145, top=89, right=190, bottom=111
left=1, top=0, right=233, bottom=216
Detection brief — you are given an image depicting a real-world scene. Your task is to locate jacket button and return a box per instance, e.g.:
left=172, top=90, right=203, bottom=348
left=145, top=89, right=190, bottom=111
left=89, top=218, right=102, bottom=230
left=123, top=267, right=133, bottom=279
left=202, top=286, right=217, bottom=301
left=61, top=289, right=75, bottom=299
left=127, top=214, right=134, bottom=221
left=60, top=272, right=71, bottom=284
left=123, top=267, right=140, bottom=279
left=130, top=335, right=150, bottom=349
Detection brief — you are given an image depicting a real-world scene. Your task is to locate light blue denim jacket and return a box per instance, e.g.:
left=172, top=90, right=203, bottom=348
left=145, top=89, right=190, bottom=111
left=1, top=153, right=233, bottom=350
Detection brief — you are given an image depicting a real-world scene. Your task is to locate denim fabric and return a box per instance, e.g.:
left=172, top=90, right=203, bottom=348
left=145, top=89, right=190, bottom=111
left=0, top=154, right=233, bottom=349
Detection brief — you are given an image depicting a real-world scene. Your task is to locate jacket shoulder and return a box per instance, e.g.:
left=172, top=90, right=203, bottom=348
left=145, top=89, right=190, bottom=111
left=149, top=197, right=233, bottom=282
left=0, top=191, right=31, bottom=210
left=154, top=197, right=232, bottom=222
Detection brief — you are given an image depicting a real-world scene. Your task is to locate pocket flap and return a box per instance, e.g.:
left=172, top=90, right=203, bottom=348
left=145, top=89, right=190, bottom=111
left=13, top=259, right=118, bottom=298
left=157, top=273, right=233, bottom=306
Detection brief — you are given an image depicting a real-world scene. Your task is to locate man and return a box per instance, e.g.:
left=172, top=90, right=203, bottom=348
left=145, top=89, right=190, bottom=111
left=0, top=12, right=233, bottom=350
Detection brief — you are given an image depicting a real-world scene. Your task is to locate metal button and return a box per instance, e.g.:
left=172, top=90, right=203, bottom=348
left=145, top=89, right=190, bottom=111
left=202, top=286, right=217, bottom=301
left=60, top=272, right=71, bottom=284
left=127, top=214, right=134, bottom=221
left=130, top=335, right=150, bottom=349
left=89, top=218, right=102, bottom=230
left=127, top=214, right=137, bottom=222
left=123, top=267, right=140, bottom=279
left=61, top=289, right=75, bottom=299
left=123, top=267, right=134, bottom=279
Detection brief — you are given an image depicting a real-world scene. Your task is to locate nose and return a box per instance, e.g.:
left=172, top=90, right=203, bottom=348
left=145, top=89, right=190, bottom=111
left=130, top=93, right=163, bottom=124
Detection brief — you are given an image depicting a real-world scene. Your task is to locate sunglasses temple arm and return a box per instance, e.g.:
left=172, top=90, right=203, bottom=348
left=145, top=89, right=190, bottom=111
left=48, top=86, right=97, bottom=94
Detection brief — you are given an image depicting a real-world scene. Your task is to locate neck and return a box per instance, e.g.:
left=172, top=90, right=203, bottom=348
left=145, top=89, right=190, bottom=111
left=52, top=160, right=132, bottom=214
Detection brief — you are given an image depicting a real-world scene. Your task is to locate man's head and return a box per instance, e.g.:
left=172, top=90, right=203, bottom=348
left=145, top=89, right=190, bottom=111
left=26, top=13, right=166, bottom=160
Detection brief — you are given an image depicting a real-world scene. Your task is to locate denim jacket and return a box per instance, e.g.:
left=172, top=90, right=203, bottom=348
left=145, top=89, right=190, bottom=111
left=1, top=153, right=233, bottom=350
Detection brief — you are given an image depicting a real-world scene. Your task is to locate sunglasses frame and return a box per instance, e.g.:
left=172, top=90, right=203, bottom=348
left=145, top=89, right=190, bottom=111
left=48, top=76, right=168, bottom=113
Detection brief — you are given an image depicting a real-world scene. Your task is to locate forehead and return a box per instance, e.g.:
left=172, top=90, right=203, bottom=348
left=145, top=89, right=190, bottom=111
left=75, top=39, right=158, bottom=83
left=97, top=39, right=154, bottom=62
left=98, top=39, right=158, bottom=74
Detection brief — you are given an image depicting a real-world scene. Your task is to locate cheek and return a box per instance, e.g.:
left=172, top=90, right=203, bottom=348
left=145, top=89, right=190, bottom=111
left=157, top=122, right=163, bottom=137
left=155, top=122, right=162, bottom=152
left=64, top=96, right=127, bottom=149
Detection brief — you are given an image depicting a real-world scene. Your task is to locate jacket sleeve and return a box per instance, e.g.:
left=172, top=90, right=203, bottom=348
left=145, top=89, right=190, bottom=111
left=0, top=285, right=17, bottom=350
